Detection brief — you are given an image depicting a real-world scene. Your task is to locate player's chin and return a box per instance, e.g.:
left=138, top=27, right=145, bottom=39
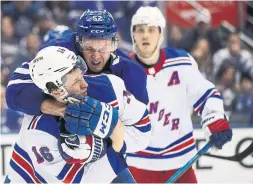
left=90, top=64, right=104, bottom=73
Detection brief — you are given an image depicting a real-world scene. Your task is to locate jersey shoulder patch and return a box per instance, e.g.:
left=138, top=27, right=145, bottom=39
left=163, top=48, right=189, bottom=59
left=162, top=48, right=192, bottom=69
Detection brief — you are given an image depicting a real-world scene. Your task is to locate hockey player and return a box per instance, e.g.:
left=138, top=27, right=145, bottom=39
left=6, top=9, right=148, bottom=139
left=125, top=6, right=233, bottom=183
left=5, top=46, right=150, bottom=183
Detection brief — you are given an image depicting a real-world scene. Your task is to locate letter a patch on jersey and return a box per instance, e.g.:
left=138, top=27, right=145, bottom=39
left=168, top=71, right=180, bottom=86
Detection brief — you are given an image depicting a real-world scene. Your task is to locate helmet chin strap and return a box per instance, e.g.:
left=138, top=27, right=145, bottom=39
left=134, top=35, right=164, bottom=66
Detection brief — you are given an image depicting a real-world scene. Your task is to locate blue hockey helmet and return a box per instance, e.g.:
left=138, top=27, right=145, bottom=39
left=43, top=25, right=72, bottom=44
left=76, top=9, right=119, bottom=52
left=76, top=9, right=117, bottom=39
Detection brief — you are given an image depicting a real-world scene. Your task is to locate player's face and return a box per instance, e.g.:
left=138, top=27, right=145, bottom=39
left=64, top=68, right=88, bottom=96
left=133, top=24, right=160, bottom=58
left=81, top=38, right=112, bottom=73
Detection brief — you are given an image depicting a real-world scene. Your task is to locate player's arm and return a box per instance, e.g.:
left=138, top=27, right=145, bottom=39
left=6, top=61, right=46, bottom=115
left=109, top=75, right=151, bottom=153
left=110, top=54, right=149, bottom=105
left=185, top=53, right=232, bottom=149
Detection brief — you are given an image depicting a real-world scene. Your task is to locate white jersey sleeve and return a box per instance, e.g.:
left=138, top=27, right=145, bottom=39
left=107, top=75, right=151, bottom=153
left=186, top=54, right=225, bottom=119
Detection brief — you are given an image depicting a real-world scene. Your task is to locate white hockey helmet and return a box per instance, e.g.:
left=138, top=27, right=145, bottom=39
left=29, top=46, right=87, bottom=97
left=131, top=6, right=166, bottom=34
left=131, top=6, right=166, bottom=59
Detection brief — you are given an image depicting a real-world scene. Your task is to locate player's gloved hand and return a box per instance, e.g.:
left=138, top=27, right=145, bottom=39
left=58, top=124, right=104, bottom=164
left=64, top=95, right=119, bottom=138
left=201, top=112, right=233, bottom=149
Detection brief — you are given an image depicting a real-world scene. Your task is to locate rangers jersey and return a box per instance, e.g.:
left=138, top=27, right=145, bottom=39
left=127, top=48, right=224, bottom=171
left=6, top=74, right=151, bottom=183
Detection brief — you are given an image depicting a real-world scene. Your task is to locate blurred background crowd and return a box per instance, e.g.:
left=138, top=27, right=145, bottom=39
left=1, top=1, right=253, bottom=133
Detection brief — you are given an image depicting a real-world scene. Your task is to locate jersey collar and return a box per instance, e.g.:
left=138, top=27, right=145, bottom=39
left=129, top=49, right=166, bottom=76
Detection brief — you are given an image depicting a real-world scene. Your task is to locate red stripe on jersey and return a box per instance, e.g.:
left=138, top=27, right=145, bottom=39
left=63, top=163, right=82, bottom=183
left=161, top=138, right=195, bottom=155
left=129, top=51, right=135, bottom=60
left=31, top=116, right=39, bottom=129
left=12, top=151, right=41, bottom=183
left=194, top=90, right=220, bottom=114
left=136, top=138, right=194, bottom=156
left=135, top=116, right=150, bottom=126
left=110, top=101, right=118, bottom=107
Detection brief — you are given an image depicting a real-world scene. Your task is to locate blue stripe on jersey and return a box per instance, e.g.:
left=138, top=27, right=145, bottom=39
left=10, top=73, right=31, bottom=81
left=146, top=132, right=193, bottom=152
left=21, top=63, right=29, bottom=69
left=10, top=159, right=34, bottom=183
left=134, top=110, right=151, bottom=133
left=72, top=166, right=84, bottom=183
left=193, top=88, right=215, bottom=109
left=14, top=144, right=47, bottom=183
left=35, top=115, right=60, bottom=139
left=163, top=63, right=192, bottom=69
left=141, top=109, right=149, bottom=119
left=27, top=116, right=37, bottom=130
left=211, top=95, right=222, bottom=100
left=107, top=146, right=128, bottom=175
left=134, top=124, right=151, bottom=133
left=14, top=144, right=33, bottom=164
left=163, top=48, right=189, bottom=58
left=85, top=75, right=117, bottom=104
left=127, top=145, right=196, bottom=159
left=56, top=163, right=72, bottom=180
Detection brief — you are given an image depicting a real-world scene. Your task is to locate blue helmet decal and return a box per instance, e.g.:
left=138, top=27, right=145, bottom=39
left=76, top=9, right=117, bottom=39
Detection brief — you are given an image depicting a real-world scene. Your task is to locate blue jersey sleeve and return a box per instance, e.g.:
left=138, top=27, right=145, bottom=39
left=110, top=56, right=149, bottom=104
left=6, top=61, right=46, bottom=115
left=40, top=33, right=78, bottom=54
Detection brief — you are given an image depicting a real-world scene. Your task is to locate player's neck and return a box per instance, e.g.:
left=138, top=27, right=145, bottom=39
left=137, top=49, right=160, bottom=66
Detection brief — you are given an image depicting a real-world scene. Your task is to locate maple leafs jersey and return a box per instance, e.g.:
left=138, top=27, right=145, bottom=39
left=6, top=74, right=151, bottom=183
left=127, top=48, right=224, bottom=171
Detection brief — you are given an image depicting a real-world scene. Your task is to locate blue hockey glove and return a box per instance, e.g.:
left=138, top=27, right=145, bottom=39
left=64, top=95, right=119, bottom=138
left=201, top=112, right=233, bottom=149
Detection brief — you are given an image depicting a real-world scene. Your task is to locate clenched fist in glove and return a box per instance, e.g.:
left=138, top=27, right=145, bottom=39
left=64, top=95, right=119, bottom=138
left=201, top=112, right=233, bottom=149
left=58, top=130, right=104, bottom=164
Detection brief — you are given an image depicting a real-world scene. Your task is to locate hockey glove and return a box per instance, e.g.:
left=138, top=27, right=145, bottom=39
left=201, top=112, right=233, bottom=149
left=58, top=130, right=104, bottom=164
left=64, top=95, right=119, bottom=138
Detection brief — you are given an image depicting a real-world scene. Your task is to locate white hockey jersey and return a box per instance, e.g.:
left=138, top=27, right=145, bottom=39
left=6, top=74, right=151, bottom=183
left=127, top=48, right=224, bottom=171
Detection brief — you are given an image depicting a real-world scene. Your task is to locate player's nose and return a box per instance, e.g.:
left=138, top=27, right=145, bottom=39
left=81, top=78, right=88, bottom=88
left=91, top=51, right=100, bottom=60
